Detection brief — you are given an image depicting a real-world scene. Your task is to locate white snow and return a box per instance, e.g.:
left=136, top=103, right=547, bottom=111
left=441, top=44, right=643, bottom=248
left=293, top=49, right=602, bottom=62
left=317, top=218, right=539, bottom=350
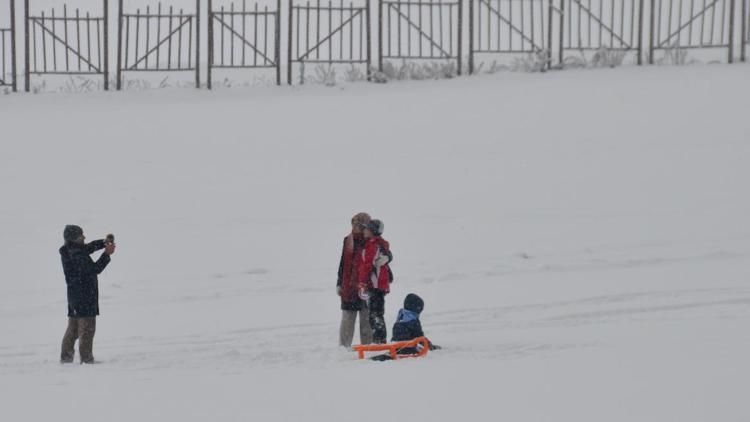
left=1, top=64, right=749, bottom=421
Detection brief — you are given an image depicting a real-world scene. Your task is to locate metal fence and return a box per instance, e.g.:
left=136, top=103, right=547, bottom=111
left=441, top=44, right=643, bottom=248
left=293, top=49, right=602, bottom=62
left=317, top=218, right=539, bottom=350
left=468, top=0, right=550, bottom=73
left=208, top=0, right=281, bottom=88
left=117, top=0, right=200, bottom=89
left=649, top=0, right=737, bottom=63
left=562, top=0, right=644, bottom=63
left=24, top=0, right=109, bottom=91
left=1, top=0, right=17, bottom=91
left=379, top=0, right=462, bottom=74
left=288, top=0, right=371, bottom=84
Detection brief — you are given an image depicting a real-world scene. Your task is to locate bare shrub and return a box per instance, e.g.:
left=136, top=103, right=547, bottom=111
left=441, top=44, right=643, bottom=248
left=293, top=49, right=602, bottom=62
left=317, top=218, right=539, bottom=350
left=510, top=50, right=549, bottom=72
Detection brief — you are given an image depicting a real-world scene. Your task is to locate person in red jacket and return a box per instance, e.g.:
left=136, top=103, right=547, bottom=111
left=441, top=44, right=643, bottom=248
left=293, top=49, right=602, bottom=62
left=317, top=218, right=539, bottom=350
left=358, top=219, right=393, bottom=344
left=337, top=213, right=374, bottom=348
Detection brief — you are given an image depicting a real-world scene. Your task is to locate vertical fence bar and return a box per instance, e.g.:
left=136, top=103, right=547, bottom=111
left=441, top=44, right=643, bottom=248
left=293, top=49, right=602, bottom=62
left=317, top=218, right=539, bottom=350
left=287, top=0, right=293, bottom=84
left=638, top=0, right=644, bottom=64
left=117, top=0, right=123, bottom=89
left=195, top=0, right=200, bottom=87
left=468, top=0, right=473, bottom=74
left=558, top=0, right=564, bottom=65
left=378, top=0, right=383, bottom=71
left=10, top=0, right=17, bottom=91
left=742, top=0, right=747, bottom=61
left=457, top=0, right=462, bottom=75
left=649, top=0, right=655, bottom=63
left=24, top=0, right=29, bottom=91
left=276, top=0, right=281, bottom=84
left=207, top=0, right=213, bottom=89
left=103, top=0, right=109, bottom=90
left=728, top=0, right=735, bottom=62
left=366, top=0, right=371, bottom=79
left=547, top=0, right=553, bottom=68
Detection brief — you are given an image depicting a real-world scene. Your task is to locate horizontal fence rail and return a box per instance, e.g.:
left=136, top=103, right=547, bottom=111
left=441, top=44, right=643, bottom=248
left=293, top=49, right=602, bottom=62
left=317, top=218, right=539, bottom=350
left=1, top=0, right=17, bottom=90
left=649, top=0, right=736, bottom=63
left=208, top=0, right=281, bottom=88
left=469, top=0, right=550, bottom=73
left=288, top=0, right=371, bottom=84
left=24, top=0, right=109, bottom=91
left=117, top=0, right=200, bottom=89
left=379, top=0, right=462, bottom=74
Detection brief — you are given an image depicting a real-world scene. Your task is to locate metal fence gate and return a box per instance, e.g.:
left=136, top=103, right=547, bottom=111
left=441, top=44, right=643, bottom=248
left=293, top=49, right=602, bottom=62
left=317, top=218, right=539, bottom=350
left=24, top=0, right=109, bottom=91
left=562, top=0, right=644, bottom=64
left=649, top=0, right=737, bottom=63
left=116, top=0, right=200, bottom=89
left=379, top=0, right=462, bottom=74
left=288, top=0, right=371, bottom=84
left=1, top=0, right=17, bottom=91
left=469, top=0, right=550, bottom=73
left=208, top=0, right=281, bottom=88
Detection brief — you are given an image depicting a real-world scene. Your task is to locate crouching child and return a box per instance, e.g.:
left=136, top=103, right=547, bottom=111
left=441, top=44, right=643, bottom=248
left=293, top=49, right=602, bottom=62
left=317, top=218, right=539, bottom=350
left=372, top=293, right=441, bottom=361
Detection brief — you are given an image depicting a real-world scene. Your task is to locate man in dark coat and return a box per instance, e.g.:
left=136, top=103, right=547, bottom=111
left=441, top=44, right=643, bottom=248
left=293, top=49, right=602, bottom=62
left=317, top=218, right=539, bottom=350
left=59, top=225, right=115, bottom=364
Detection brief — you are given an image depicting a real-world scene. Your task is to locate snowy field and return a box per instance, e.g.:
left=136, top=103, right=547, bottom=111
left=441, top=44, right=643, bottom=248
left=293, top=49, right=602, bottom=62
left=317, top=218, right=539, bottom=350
left=1, top=65, right=749, bottom=421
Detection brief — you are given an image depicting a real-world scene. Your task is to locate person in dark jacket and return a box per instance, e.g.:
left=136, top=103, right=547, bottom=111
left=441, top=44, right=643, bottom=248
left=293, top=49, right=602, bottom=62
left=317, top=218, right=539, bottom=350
left=372, top=293, right=440, bottom=361
left=59, top=225, right=115, bottom=364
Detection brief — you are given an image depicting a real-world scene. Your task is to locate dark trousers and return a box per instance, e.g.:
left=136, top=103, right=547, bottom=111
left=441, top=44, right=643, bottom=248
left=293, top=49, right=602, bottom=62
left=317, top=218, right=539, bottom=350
left=368, top=290, right=387, bottom=344
left=61, top=316, right=96, bottom=363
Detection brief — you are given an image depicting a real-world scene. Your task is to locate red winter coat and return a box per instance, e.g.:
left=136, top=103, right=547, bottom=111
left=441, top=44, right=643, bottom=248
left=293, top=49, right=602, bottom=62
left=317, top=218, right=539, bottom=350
left=337, top=233, right=367, bottom=310
left=358, top=236, right=391, bottom=294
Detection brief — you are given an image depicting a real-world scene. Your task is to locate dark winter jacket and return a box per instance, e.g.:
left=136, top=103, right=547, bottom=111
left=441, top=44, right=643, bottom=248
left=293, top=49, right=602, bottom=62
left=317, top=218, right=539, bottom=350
left=358, top=236, right=393, bottom=294
left=391, top=294, right=439, bottom=351
left=60, top=240, right=111, bottom=317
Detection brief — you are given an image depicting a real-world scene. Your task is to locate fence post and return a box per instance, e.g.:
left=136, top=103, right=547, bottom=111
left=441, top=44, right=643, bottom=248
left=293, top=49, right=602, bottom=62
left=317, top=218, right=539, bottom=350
left=195, top=0, right=200, bottom=88
left=743, top=0, right=747, bottom=61
left=457, top=0, right=462, bottom=75
left=366, top=0, right=371, bottom=80
left=287, top=0, right=292, bottom=84
left=103, top=0, right=109, bottom=90
left=24, top=0, right=29, bottom=91
left=116, top=0, right=123, bottom=90
left=378, top=0, right=383, bottom=72
left=10, top=0, right=17, bottom=91
left=207, top=0, right=212, bottom=89
left=648, top=0, right=654, bottom=64
left=637, top=0, right=644, bottom=65
left=728, top=0, right=735, bottom=63
left=558, top=0, right=564, bottom=66
left=468, top=0, right=473, bottom=74
left=547, top=0, right=552, bottom=69
left=276, top=0, right=281, bottom=85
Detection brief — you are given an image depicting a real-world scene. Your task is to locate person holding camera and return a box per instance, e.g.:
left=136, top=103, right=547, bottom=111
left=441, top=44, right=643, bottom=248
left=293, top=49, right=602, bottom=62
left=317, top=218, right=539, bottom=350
left=59, top=225, right=115, bottom=364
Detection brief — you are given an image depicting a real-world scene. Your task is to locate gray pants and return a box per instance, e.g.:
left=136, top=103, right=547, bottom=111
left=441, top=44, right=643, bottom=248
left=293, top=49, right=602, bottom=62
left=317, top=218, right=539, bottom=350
left=61, top=317, right=96, bottom=363
left=339, top=308, right=373, bottom=347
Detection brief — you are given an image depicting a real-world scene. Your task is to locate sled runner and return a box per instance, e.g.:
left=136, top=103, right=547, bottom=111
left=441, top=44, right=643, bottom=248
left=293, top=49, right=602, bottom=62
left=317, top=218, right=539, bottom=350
left=353, top=336, right=430, bottom=360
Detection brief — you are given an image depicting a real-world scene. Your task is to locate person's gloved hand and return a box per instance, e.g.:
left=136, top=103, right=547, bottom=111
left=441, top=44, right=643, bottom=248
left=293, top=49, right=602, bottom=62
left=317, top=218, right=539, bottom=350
left=358, top=287, right=370, bottom=302
left=374, top=254, right=389, bottom=268
left=336, top=285, right=342, bottom=296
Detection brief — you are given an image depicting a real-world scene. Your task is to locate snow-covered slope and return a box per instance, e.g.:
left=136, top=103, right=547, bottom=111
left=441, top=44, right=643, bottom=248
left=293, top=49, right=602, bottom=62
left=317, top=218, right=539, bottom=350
left=1, top=65, right=749, bottom=421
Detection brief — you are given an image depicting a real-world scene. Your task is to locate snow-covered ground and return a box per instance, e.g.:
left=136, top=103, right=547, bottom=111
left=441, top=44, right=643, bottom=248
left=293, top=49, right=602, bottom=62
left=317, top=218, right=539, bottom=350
left=1, top=65, right=749, bottom=421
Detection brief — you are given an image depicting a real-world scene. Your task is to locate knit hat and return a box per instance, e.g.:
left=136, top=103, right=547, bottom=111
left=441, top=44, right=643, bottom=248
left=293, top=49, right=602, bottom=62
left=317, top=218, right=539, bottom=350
left=404, top=293, right=424, bottom=314
left=63, top=225, right=83, bottom=242
left=351, top=212, right=371, bottom=227
left=364, top=219, right=384, bottom=236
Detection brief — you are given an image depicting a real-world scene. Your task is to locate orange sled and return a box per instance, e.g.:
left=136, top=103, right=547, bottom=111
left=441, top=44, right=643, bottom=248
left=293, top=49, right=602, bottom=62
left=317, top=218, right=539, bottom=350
left=353, top=337, right=430, bottom=360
